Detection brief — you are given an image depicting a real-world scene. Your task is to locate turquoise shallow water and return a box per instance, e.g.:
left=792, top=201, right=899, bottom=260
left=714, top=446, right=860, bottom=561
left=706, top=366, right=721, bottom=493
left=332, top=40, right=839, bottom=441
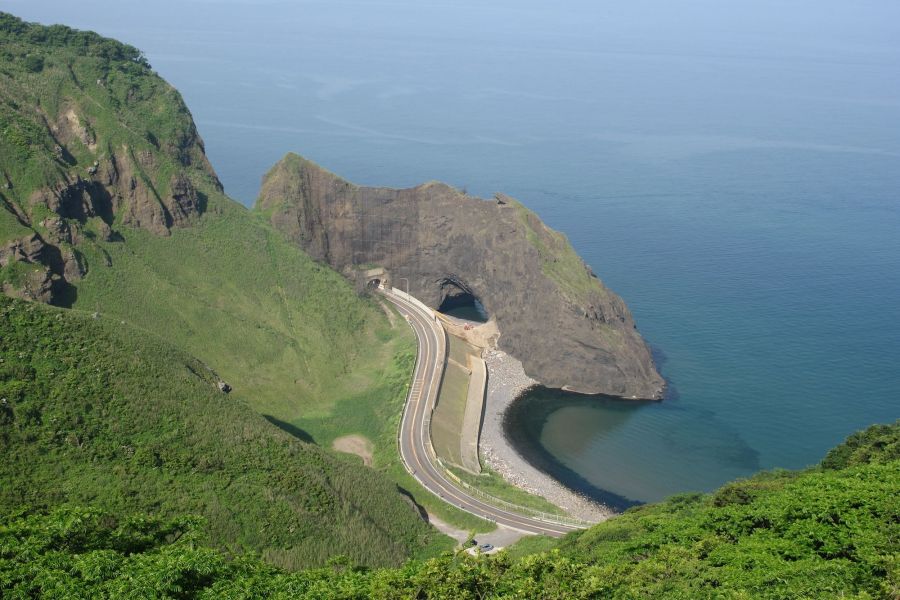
left=12, top=0, right=900, bottom=504
left=504, top=147, right=900, bottom=502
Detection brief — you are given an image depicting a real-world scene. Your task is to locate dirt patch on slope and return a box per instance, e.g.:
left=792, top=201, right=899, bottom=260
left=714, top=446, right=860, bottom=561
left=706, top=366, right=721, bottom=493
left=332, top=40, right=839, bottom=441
left=332, top=434, right=374, bottom=467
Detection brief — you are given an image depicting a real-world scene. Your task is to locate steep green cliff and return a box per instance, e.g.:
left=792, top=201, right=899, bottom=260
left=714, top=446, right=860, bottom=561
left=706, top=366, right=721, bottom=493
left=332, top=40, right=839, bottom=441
left=0, top=13, right=460, bottom=569
left=0, top=12, right=222, bottom=303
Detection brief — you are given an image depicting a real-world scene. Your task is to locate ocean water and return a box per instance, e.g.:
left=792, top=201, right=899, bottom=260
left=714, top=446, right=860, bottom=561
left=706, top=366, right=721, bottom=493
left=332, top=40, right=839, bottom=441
left=11, top=1, right=900, bottom=503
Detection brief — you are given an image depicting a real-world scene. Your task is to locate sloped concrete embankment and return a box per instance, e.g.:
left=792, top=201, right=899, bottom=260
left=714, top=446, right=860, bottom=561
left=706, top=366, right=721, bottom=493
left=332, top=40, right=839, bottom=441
left=459, top=354, right=487, bottom=474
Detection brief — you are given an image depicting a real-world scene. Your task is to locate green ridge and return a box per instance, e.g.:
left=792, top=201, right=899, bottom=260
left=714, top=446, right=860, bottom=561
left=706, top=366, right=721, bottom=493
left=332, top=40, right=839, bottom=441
left=2, top=421, right=896, bottom=597
left=0, top=11, right=491, bottom=565
left=0, top=12, right=219, bottom=219
left=509, top=198, right=610, bottom=305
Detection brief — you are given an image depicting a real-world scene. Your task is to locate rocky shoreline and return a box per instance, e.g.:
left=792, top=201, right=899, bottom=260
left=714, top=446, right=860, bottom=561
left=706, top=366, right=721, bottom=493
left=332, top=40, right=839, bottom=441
left=480, top=349, right=615, bottom=523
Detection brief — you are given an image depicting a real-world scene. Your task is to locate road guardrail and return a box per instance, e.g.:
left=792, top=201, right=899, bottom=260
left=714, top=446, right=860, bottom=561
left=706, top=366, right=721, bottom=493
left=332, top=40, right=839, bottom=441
left=436, top=458, right=592, bottom=528
left=386, top=286, right=591, bottom=532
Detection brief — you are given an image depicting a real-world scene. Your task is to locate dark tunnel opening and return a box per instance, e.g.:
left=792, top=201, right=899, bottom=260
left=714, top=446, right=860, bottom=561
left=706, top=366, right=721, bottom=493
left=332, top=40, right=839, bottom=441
left=437, top=281, right=489, bottom=323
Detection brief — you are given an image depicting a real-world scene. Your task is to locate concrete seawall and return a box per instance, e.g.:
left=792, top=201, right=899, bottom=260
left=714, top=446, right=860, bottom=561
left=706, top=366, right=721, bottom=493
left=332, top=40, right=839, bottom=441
left=459, top=354, right=487, bottom=474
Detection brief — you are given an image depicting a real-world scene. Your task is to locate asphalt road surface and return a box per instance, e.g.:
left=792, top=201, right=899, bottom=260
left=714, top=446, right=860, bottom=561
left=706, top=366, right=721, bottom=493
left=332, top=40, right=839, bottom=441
left=382, top=288, right=582, bottom=537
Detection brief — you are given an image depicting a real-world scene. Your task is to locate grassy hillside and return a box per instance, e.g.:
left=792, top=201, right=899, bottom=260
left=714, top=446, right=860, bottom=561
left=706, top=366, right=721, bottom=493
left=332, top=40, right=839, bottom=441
left=2, top=422, right=896, bottom=598
left=0, top=11, right=220, bottom=233
left=73, top=199, right=403, bottom=423
left=0, top=11, right=492, bottom=566
left=0, top=295, right=452, bottom=570
left=71, top=201, right=493, bottom=533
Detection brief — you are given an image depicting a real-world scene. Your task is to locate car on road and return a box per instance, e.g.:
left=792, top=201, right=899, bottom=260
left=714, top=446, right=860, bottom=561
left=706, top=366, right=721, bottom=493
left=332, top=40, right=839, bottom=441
left=479, top=543, right=494, bottom=552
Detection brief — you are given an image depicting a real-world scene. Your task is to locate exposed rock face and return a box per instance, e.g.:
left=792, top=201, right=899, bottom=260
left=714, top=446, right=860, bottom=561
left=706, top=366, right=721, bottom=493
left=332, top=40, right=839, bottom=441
left=34, top=123, right=216, bottom=238
left=0, top=233, right=66, bottom=303
left=1, top=122, right=216, bottom=303
left=257, top=154, right=664, bottom=399
left=0, top=30, right=221, bottom=305
left=0, top=233, right=46, bottom=267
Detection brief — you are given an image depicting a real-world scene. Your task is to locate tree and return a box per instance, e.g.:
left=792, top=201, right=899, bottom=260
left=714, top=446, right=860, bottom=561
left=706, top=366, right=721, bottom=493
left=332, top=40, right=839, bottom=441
left=22, top=54, right=43, bottom=73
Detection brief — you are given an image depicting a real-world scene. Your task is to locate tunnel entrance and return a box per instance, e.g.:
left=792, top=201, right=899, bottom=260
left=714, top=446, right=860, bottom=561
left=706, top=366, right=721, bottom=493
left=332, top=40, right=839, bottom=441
left=437, top=279, right=488, bottom=323
left=367, top=278, right=382, bottom=289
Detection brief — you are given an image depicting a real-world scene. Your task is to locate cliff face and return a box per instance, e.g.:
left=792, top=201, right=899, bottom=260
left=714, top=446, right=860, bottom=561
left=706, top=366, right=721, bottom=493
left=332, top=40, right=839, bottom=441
left=0, top=13, right=221, bottom=304
left=257, top=154, right=665, bottom=399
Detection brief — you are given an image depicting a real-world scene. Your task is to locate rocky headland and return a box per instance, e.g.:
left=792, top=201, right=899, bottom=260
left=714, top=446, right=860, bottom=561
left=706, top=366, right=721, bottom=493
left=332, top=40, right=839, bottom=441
left=256, top=153, right=664, bottom=399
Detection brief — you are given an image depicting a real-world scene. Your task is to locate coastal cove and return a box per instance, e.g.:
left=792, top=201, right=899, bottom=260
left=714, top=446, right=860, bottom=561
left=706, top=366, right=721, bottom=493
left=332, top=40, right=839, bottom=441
left=2, top=5, right=900, bottom=596
left=503, top=387, right=759, bottom=506
left=10, top=0, right=899, bottom=509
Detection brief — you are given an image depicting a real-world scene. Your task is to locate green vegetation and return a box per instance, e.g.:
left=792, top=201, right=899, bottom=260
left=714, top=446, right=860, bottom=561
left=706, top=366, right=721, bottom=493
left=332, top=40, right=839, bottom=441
left=0, top=11, right=490, bottom=543
left=2, top=422, right=896, bottom=598
left=551, top=464, right=897, bottom=597
left=291, top=318, right=494, bottom=533
left=448, top=466, right=565, bottom=517
left=0, top=295, right=450, bottom=570
left=502, top=534, right=559, bottom=560
left=0, top=207, right=31, bottom=243
left=0, top=11, right=218, bottom=221
left=72, top=208, right=493, bottom=534
left=510, top=198, right=610, bottom=305
left=0, top=257, right=43, bottom=291
left=74, top=205, right=401, bottom=423
left=821, top=421, right=899, bottom=470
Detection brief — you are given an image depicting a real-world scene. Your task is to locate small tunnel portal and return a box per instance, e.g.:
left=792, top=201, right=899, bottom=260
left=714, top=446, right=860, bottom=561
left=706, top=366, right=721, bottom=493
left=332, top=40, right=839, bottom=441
left=437, top=278, right=488, bottom=323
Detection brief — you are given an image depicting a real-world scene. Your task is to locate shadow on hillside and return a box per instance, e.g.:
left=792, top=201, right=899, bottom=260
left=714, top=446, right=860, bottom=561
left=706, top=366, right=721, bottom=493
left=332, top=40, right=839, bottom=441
left=263, top=415, right=316, bottom=444
left=397, top=485, right=429, bottom=522
left=52, top=282, right=77, bottom=308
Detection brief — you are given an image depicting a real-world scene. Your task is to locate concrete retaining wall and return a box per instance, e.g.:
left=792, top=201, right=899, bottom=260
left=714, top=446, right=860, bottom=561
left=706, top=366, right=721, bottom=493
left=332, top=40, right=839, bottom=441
left=389, top=287, right=435, bottom=319
left=459, top=355, right=487, bottom=474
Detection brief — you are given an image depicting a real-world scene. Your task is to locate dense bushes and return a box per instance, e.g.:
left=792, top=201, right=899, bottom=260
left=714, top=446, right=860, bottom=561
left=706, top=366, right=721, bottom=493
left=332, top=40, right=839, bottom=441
left=0, top=296, right=447, bottom=571
left=0, top=13, right=149, bottom=67
left=555, top=456, right=898, bottom=598
left=3, top=397, right=896, bottom=597
left=821, top=422, right=900, bottom=470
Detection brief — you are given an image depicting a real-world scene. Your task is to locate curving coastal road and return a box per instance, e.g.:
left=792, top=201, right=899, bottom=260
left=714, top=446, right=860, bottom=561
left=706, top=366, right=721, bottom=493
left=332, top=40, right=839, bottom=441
left=381, top=287, right=583, bottom=537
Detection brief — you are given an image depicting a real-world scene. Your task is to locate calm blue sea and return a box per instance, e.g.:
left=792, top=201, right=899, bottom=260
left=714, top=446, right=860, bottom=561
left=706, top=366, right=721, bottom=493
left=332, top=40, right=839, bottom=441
left=12, top=0, right=900, bottom=503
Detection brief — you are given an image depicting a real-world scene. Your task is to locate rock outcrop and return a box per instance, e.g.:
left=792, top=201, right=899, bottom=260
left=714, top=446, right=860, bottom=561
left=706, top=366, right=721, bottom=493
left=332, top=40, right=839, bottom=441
left=1, top=125, right=217, bottom=303
left=257, top=154, right=664, bottom=399
left=0, top=15, right=222, bottom=304
left=0, top=233, right=64, bottom=303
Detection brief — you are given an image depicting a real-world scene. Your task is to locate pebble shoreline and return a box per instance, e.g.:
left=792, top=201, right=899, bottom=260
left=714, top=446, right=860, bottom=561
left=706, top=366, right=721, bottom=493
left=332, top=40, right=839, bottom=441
left=480, top=349, right=614, bottom=523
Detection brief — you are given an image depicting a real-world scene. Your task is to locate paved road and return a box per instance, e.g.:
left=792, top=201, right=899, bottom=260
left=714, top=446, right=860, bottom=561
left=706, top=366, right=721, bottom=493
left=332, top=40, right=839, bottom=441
left=382, top=288, right=582, bottom=537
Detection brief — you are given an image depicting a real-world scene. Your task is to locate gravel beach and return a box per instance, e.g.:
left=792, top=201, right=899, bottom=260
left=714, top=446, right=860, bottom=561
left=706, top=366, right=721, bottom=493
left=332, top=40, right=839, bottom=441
left=480, top=349, right=614, bottom=523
